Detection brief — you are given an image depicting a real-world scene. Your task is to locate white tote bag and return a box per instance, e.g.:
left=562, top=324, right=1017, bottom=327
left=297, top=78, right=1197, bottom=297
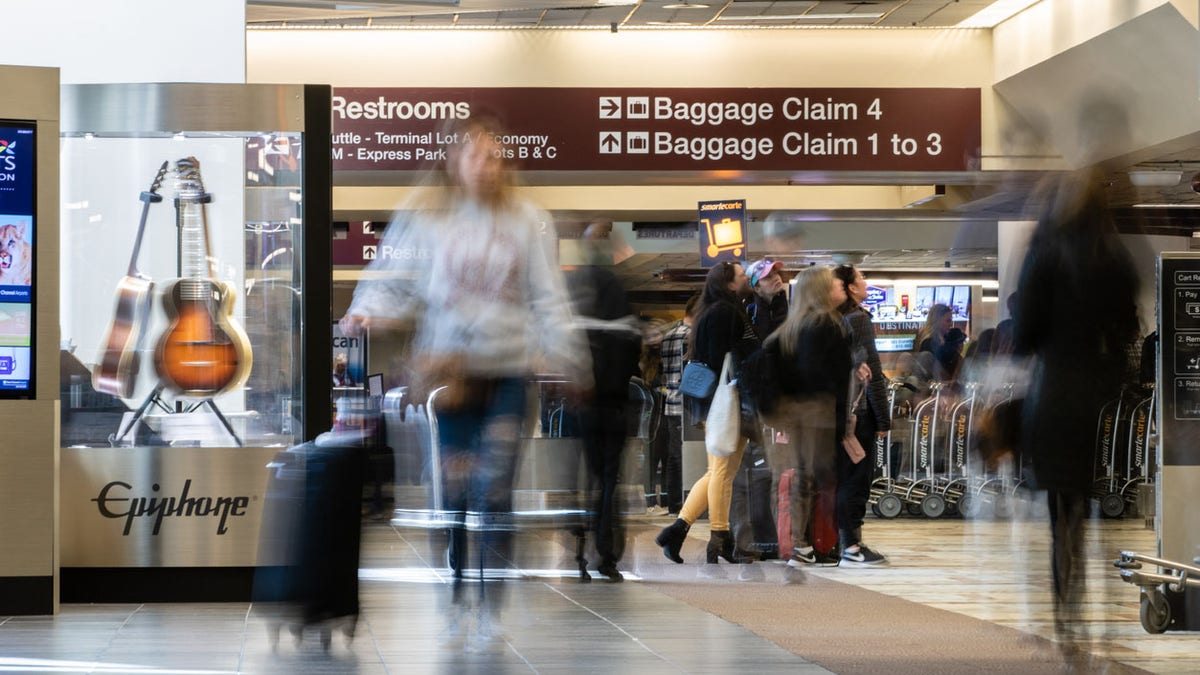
left=704, top=352, right=741, bottom=458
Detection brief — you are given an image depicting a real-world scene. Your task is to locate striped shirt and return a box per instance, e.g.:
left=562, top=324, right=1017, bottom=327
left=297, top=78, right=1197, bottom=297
left=661, top=320, right=690, bottom=416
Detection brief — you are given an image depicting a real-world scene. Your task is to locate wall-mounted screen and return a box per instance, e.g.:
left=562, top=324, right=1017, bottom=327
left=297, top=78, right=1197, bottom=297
left=870, top=284, right=973, bottom=353
left=0, top=120, right=36, bottom=398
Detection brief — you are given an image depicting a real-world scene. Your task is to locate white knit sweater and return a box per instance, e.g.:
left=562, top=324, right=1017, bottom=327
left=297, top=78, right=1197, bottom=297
left=347, top=197, right=590, bottom=384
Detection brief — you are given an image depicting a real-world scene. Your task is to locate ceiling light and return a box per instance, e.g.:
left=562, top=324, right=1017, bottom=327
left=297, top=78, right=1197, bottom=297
left=957, top=0, right=1040, bottom=28
left=663, top=1, right=709, bottom=8
left=1132, top=203, right=1200, bottom=208
left=717, top=13, right=884, bottom=21
left=648, top=20, right=694, bottom=25
left=1128, top=170, right=1182, bottom=187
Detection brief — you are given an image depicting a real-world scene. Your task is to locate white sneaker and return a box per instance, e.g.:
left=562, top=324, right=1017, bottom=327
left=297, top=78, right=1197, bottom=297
left=646, top=505, right=669, bottom=516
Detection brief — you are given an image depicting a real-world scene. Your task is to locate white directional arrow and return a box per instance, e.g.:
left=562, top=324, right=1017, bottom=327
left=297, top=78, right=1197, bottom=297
left=363, top=245, right=377, bottom=260
left=599, top=132, right=622, bottom=154
left=599, top=97, right=622, bottom=119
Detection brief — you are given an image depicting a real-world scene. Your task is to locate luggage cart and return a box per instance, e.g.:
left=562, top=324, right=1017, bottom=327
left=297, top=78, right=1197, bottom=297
left=869, top=380, right=916, bottom=519
left=1093, top=389, right=1131, bottom=518
left=902, top=381, right=948, bottom=518
left=970, top=383, right=1018, bottom=519
left=1114, top=551, right=1200, bottom=633
left=1120, top=386, right=1155, bottom=516
left=940, top=383, right=979, bottom=517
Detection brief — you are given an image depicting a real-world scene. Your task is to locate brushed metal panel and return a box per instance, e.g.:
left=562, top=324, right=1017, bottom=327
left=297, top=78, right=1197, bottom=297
left=61, top=446, right=280, bottom=567
left=61, top=83, right=306, bottom=134
left=1159, top=467, right=1200, bottom=563
left=0, top=402, right=57, bottom=575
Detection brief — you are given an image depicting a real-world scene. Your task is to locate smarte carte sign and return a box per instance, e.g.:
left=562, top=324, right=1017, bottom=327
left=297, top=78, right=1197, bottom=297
left=331, top=87, right=981, bottom=173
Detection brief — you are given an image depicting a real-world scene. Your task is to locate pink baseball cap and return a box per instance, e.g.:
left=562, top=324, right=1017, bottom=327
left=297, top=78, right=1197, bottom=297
left=746, top=259, right=783, bottom=287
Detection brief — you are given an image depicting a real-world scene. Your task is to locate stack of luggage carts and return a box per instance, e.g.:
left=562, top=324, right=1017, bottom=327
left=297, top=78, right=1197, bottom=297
left=865, top=378, right=1156, bottom=521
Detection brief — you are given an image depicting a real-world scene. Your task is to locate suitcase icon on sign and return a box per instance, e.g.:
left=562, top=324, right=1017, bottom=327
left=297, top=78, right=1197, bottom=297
left=702, top=217, right=744, bottom=258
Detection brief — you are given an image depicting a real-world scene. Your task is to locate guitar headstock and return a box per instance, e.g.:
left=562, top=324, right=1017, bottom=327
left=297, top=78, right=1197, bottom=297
left=174, top=156, right=207, bottom=199
left=149, top=160, right=169, bottom=195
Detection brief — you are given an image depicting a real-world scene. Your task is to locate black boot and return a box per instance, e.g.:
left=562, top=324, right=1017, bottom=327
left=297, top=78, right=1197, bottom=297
left=706, top=530, right=736, bottom=564
left=655, top=518, right=690, bottom=564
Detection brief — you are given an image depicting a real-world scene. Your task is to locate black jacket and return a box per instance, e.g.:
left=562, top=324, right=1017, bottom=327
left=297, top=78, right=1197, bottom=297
left=776, top=314, right=853, bottom=440
left=568, top=267, right=642, bottom=401
left=840, top=303, right=890, bottom=432
left=692, top=298, right=760, bottom=375
left=747, top=292, right=789, bottom=340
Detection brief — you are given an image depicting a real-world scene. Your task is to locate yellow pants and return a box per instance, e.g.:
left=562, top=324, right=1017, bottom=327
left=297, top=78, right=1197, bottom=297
left=678, top=438, right=747, bottom=531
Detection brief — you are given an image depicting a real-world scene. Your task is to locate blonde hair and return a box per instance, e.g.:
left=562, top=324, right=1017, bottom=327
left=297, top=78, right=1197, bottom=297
left=914, top=303, right=953, bottom=352
left=768, top=266, right=840, bottom=359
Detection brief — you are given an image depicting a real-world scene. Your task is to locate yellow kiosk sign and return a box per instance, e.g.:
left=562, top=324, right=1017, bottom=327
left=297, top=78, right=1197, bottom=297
left=698, top=199, right=747, bottom=267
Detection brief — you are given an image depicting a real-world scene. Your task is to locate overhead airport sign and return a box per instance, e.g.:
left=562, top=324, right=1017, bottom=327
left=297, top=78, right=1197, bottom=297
left=331, top=87, right=981, bottom=172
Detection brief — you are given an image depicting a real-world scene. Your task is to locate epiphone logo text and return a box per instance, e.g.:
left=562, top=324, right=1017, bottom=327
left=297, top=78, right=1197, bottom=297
left=92, top=480, right=250, bottom=536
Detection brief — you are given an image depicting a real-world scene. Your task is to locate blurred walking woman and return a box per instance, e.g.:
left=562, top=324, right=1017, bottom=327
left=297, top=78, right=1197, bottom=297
left=340, top=115, right=588, bottom=644
left=656, top=262, right=758, bottom=565
left=763, top=266, right=852, bottom=568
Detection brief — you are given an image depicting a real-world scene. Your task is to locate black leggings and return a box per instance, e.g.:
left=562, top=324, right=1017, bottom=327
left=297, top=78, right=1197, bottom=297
left=836, top=408, right=877, bottom=548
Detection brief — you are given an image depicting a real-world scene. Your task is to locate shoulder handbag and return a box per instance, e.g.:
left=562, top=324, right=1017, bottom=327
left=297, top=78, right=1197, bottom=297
left=679, top=360, right=718, bottom=400
left=705, top=353, right=741, bottom=458
left=842, top=383, right=868, bottom=464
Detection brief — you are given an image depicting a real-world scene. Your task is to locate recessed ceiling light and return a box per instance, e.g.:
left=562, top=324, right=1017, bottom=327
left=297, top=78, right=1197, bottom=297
left=663, top=1, right=710, bottom=8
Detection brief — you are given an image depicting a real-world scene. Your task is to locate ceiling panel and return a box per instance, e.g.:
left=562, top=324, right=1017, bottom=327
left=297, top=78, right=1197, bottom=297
left=247, top=0, right=1011, bottom=28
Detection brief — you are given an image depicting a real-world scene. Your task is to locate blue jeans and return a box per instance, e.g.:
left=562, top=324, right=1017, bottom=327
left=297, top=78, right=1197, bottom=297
left=434, top=377, right=526, bottom=600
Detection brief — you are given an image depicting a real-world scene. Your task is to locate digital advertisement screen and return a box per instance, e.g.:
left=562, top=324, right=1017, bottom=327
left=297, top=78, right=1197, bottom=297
left=0, top=120, right=36, bottom=397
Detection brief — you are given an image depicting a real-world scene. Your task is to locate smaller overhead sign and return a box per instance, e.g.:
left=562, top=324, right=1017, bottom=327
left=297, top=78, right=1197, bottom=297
left=865, top=285, right=887, bottom=306
left=697, top=199, right=747, bottom=268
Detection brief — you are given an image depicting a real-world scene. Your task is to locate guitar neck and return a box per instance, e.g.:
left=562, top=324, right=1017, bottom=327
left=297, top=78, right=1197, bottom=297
left=126, top=162, right=168, bottom=278
left=178, top=198, right=215, bottom=299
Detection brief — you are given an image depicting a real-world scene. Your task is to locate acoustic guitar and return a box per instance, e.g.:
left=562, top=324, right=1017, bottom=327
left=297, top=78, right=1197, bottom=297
left=92, top=161, right=169, bottom=398
left=153, top=157, right=252, bottom=397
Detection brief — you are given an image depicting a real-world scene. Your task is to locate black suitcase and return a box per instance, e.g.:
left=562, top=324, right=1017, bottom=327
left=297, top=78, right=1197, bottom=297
left=732, top=445, right=779, bottom=560
left=254, top=434, right=366, bottom=649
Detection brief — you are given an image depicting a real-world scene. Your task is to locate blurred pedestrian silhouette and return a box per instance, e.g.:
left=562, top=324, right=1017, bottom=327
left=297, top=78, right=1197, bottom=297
left=339, top=113, right=588, bottom=649
left=1013, top=168, right=1140, bottom=652
left=568, top=222, right=642, bottom=582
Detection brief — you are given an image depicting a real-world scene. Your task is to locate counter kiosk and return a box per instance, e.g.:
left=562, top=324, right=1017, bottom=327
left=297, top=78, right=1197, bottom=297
left=58, top=83, right=332, bottom=602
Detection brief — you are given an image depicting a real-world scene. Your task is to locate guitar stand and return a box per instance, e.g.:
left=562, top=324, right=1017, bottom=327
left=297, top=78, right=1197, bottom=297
left=110, top=384, right=243, bottom=447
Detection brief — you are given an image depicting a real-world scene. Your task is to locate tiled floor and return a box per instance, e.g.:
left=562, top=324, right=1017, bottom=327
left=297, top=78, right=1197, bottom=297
left=1, top=503, right=1198, bottom=674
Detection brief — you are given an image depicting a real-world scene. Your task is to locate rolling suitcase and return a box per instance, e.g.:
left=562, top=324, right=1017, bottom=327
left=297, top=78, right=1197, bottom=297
left=776, top=469, right=794, bottom=555
left=733, top=445, right=779, bottom=560
left=254, top=432, right=367, bottom=650
left=777, top=468, right=839, bottom=557
left=810, top=479, right=839, bottom=557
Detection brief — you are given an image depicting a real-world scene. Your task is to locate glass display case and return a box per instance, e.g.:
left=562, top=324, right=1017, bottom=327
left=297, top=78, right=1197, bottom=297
left=59, top=85, right=329, bottom=448
left=56, top=83, right=332, bottom=600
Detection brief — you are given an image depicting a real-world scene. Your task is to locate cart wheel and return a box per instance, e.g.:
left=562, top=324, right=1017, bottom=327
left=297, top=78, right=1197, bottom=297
left=870, top=503, right=882, bottom=518
left=878, top=493, right=903, bottom=519
left=906, top=502, right=923, bottom=517
left=958, top=493, right=980, bottom=519
left=920, top=494, right=946, bottom=519
left=916, top=492, right=945, bottom=516
left=1141, top=591, right=1171, bottom=634
left=1101, top=492, right=1126, bottom=519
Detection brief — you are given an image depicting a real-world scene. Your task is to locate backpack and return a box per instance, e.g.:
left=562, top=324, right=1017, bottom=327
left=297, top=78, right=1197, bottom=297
left=739, top=340, right=784, bottom=416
